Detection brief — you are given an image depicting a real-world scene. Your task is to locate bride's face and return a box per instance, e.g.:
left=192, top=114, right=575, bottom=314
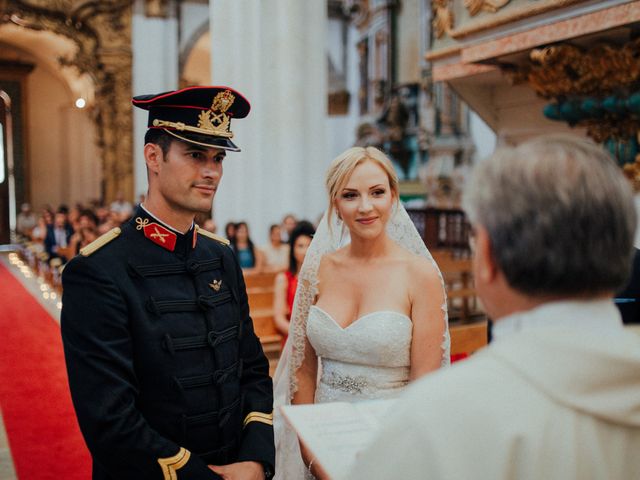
left=335, top=159, right=396, bottom=240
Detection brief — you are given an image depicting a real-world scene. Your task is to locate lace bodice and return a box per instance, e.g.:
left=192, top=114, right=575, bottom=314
left=307, top=305, right=412, bottom=402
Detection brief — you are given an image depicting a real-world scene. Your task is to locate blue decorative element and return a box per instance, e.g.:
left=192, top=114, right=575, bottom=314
left=543, top=103, right=563, bottom=120
left=580, top=98, right=603, bottom=117
left=627, top=92, right=640, bottom=114
left=602, top=95, right=626, bottom=114
left=559, top=100, right=582, bottom=123
left=605, top=137, right=639, bottom=166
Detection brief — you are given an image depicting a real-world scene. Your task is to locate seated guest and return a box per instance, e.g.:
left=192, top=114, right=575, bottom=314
left=230, top=221, right=264, bottom=272
left=16, top=202, right=37, bottom=237
left=262, top=224, right=289, bottom=272
left=273, top=221, right=315, bottom=345
left=351, top=135, right=640, bottom=479
left=224, top=221, right=236, bottom=242
left=202, top=218, right=217, bottom=234
left=280, top=213, right=297, bottom=243
left=69, top=209, right=99, bottom=256
left=45, top=210, right=73, bottom=262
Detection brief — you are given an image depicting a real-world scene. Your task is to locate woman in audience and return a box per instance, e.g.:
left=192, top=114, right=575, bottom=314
left=69, top=209, right=99, bottom=255
left=230, top=221, right=264, bottom=271
left=224, top=221, right=236, bottom=242
left=273, top=221, right=315, bottom=346
left=273, top=146, right=449, bottom=479
left=262, top=224, right=290, bottom=272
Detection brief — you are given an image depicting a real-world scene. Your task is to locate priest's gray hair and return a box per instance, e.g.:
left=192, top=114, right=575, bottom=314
left=463, top=134, right=637, bottom=296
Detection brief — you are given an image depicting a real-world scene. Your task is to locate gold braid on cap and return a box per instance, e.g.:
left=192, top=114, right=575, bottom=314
left=152, top=90, right=235, bottom=138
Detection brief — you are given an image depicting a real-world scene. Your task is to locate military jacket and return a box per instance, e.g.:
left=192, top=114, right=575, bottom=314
left=61, top=207, right=274, bottom=479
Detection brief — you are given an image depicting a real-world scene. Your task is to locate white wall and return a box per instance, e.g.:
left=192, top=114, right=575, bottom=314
left=131, top=0, right=179, bottom=200
left=327, top=22, right=361, bottom=163
left=26, top=61, right=99, bottom=210
left=210, top=0, right=329, bottom=245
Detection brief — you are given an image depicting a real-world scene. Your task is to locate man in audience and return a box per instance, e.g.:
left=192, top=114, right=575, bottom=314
left=352, top=135, right=640, bottom=479
left=280, top=214, right=297, bottom=243
left=16, top=202, right=37, bottom=237
left=109, top=190, right=133, bottom=220
left=261, top=224, right=289, bottom=271
left=45, top=209, right=73, bottom=261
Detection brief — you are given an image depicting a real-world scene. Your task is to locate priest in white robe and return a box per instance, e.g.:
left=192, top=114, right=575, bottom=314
left=351, top=134, right=640, bottom=480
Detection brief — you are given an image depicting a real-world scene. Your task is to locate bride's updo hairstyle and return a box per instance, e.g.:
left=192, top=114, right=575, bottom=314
left=325, top=146, right=399, bottom=223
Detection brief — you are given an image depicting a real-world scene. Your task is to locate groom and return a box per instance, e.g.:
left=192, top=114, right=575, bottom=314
left=61, top=87, right=274, bottom=479
left=351, top=134, right=640, bottom=479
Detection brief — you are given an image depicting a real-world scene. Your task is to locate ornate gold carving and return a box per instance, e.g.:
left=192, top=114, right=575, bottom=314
left=623, top=154, right=640, bottom=192
left=505, top=39, right=640, bottom=98
left=464, top=0, right=510, bottom=16
left=433, top=0, right=454, bottom=39
left=1, top=0, right=133, bottom=204
left=144, top=0, right=170, bottom=18
left=503, top=39, right=640, bottom=146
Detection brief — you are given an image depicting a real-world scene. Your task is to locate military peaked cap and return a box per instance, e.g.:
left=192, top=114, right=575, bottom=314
left=132, top=86, right=251, bottom=152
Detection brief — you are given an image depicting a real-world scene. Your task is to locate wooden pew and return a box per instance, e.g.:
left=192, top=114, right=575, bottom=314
left=244, top=271, right=282, bottom=373
left=450, top=321, right=488, bottom=359
left=433, top=250, right=482, bottom=321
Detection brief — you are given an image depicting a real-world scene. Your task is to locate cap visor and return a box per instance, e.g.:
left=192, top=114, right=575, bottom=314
left=163, top=129, right=240, bottom=152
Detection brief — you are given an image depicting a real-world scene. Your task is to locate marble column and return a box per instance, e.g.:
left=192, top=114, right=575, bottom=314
left=210, top=0, right=328, bottom=244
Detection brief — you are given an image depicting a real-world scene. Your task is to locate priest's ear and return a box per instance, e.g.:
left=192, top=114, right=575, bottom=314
left=473, top=225, right=498, bottom=285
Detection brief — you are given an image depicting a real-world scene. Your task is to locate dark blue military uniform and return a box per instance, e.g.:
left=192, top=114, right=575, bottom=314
left=61, top=206, right=274, bottom=479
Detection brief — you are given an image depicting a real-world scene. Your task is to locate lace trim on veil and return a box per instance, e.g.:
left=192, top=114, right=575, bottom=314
left=272, top=204, right=449, bottom=479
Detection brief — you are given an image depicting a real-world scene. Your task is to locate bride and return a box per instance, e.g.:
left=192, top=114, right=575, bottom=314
left=273, top=146, right=449, bottom=479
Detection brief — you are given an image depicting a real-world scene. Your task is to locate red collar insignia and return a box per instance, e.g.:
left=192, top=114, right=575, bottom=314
left=142, top=222, right=177, bottom=251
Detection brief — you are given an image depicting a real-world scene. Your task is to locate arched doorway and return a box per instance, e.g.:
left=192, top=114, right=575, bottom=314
left=0, top=0, right=133, bottom=205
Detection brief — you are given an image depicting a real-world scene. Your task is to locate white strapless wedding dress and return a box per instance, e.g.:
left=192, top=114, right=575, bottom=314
left=307, top=305, right=412, bottom=403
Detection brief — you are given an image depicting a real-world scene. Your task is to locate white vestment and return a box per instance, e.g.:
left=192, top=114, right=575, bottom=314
left=350, top=299, right=640, bottom=480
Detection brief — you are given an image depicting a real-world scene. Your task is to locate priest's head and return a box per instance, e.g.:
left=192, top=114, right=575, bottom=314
left=463, top=134, right=636, bottom=321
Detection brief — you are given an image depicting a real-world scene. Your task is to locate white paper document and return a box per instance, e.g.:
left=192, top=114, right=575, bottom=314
left=280, top=398, right=396, bottom=479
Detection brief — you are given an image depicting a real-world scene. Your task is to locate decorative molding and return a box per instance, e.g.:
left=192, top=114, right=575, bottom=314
left=460, top=2, right=640, bottom=64
left=0, top=0, right=133, bottom=204
left=425, top=45, right=461, bottom=62
left=432, top=0, right=454, bottom=39
left=464, top=0, right=511, bottom=17
left=451, top=0, right=586, bottom=39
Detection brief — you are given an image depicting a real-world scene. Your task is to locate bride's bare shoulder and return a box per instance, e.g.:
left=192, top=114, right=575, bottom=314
left=319, top=247, right=349, bottom=270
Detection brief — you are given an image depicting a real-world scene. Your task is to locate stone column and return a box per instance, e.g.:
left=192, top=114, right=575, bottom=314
left=210, top=0, right=328, bottom=244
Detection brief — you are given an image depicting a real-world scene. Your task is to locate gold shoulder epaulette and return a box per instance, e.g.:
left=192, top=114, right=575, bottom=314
left=196, top=225, right=230, bottom=245
left=80, top=227, right=122, bottom=256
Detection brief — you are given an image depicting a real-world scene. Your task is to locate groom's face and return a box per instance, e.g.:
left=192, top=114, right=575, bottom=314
left=335, top=159, right=396, bottom=240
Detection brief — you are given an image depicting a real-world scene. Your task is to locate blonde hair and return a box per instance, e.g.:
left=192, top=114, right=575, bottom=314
left=325, top=146, right=399, bottom=222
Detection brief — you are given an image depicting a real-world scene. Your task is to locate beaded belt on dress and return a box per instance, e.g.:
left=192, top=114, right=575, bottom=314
left=319, top=360, right=409, bottom=394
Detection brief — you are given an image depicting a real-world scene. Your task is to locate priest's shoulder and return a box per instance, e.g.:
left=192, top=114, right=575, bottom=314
left=196, top=225, right=230, bottom=246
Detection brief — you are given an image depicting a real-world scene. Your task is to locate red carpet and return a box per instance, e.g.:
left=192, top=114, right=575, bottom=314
left=0, top=262, right=91, bottom=479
